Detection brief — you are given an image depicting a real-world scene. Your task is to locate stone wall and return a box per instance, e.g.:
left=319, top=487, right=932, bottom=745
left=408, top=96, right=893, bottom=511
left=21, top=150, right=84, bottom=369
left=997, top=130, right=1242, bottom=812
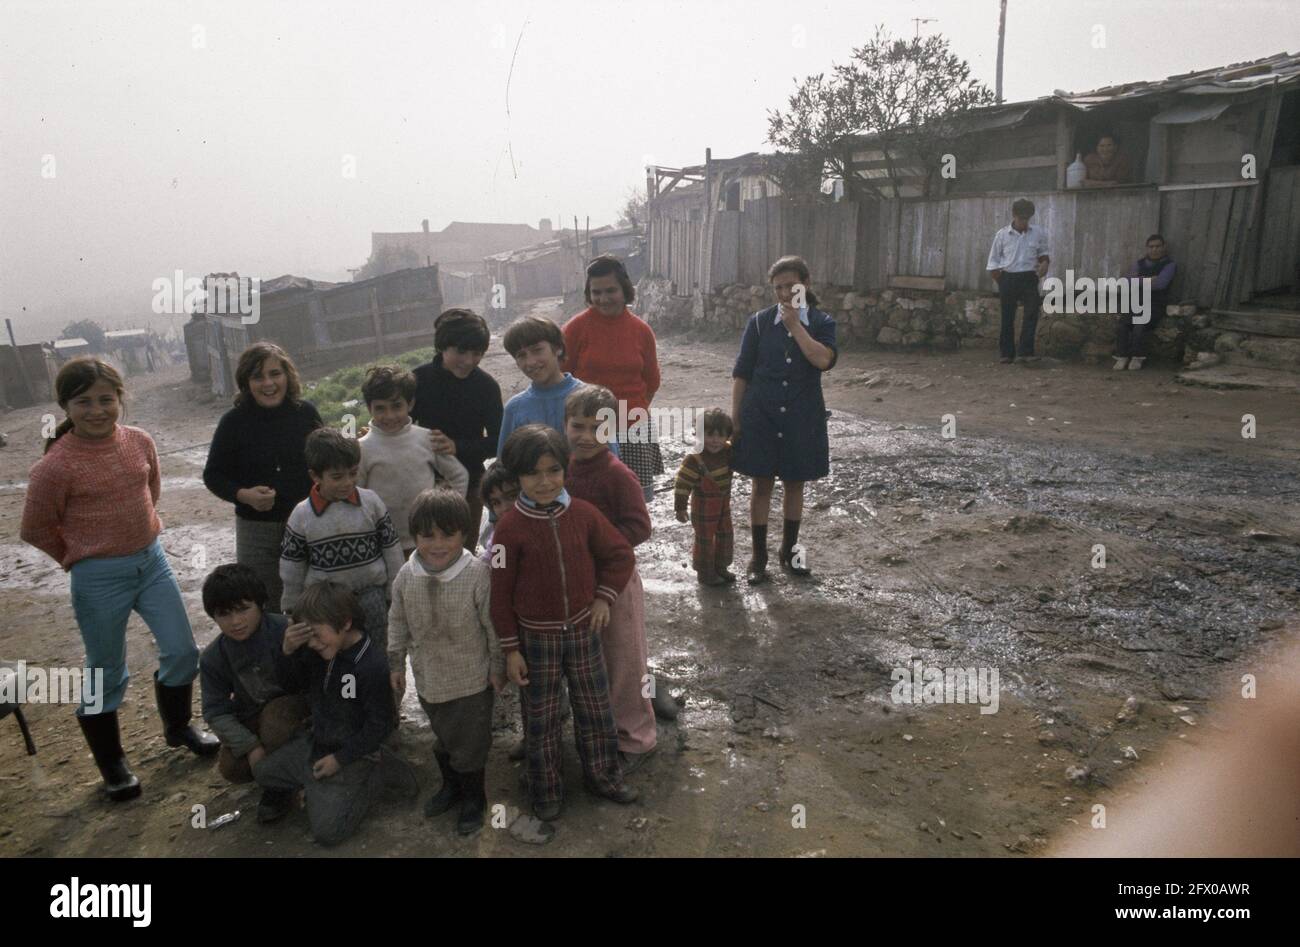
left=641, top=277, right=1224, bottom=365
left=637, top=274, right=1300, bottom=371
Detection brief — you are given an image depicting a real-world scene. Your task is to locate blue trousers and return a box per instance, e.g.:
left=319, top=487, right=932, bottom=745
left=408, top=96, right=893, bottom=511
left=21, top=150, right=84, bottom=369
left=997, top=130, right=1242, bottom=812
left=68, top=538, right=199, bottom=715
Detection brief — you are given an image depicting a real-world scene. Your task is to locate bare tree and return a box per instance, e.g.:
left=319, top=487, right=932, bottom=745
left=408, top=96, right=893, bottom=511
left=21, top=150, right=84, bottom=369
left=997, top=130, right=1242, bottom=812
left=617, top=187, right=647, bottom=229
left=767, top=26, right=995, bottom=199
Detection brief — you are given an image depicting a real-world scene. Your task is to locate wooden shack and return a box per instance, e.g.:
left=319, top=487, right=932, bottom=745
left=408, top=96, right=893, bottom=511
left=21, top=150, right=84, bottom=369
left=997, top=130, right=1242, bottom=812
left=51, top=338, right=92, bottom=362
left=647, top=52, right=1300, bottom=331
left=104, top=329, right=156, bottom=375
left=192, top=266, right=444, bottom=398
left=0, top=343, right=55, bottom=408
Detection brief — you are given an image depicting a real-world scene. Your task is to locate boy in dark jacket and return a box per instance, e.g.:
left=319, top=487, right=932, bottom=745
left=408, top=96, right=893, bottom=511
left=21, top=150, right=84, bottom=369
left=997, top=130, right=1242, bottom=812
left=251, top=581, right=395, bottom=845
left=199, top=565, right=310, bottom=819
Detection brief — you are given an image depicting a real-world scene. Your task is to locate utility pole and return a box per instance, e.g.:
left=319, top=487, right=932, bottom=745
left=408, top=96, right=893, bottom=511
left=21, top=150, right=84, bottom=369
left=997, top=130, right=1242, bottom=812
left=996, top=0, right=1008, bottom=104
left=911, top=17, right=936, bottom=39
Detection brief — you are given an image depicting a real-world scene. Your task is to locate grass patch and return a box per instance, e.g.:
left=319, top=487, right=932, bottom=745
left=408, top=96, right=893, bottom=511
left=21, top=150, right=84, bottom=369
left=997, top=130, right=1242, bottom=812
left=304, top=346, right=437, bottom=430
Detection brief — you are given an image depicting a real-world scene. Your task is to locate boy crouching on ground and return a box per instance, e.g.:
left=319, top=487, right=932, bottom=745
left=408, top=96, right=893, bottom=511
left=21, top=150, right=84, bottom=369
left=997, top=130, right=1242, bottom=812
left=200, top=564, right=311, bottom=820
left=252, top=581, right=395, bottom=845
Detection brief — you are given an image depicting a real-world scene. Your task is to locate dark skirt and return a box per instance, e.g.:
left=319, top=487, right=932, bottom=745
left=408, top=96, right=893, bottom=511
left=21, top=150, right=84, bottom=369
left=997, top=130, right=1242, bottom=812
left=618, top=437, right=665, bottom=493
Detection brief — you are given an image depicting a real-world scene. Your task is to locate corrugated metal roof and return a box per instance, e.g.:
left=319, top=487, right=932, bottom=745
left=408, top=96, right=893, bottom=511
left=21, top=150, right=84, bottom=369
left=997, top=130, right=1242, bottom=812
left=1151, top=100, right=1234, bottom=124
left=1052, top=50, right=1300, bottom=105
left=53, top=338, right=89, bottom=349
left=842, top=51, right=1299, bottom=150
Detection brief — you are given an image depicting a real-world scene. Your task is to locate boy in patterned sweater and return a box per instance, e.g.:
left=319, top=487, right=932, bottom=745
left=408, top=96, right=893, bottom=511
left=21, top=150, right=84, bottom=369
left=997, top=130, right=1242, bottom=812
left=674, top=409, right=736, bottom=586
left=281, top=428, right=404, bottom=654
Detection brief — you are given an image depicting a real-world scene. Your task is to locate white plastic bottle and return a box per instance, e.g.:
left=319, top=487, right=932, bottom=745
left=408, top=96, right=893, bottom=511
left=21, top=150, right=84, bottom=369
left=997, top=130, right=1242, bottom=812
left=1066, top=153, right=1087, bottom=189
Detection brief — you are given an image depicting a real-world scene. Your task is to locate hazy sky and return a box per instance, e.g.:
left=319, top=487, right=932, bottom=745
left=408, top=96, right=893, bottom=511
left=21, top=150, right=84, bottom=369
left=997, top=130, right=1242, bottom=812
left=3, top=0, right=1298, bottom=340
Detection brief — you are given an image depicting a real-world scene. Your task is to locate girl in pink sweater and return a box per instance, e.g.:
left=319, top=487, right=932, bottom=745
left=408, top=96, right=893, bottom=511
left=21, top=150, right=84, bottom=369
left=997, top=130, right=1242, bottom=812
left=20, top=358, right=217, bottom=803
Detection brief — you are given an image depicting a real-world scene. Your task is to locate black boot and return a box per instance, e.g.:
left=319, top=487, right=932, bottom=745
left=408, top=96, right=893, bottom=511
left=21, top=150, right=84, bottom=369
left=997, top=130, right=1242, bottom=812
left=76, top=712, right=142, bottom=802
left=153, top=672, right=220, bottom=756
left=456, top=769, right=487, bottom=836
left=425, top=750, right=462, bottom=818
left=650, top=676, right=680, bottom=721
left=746, top=524, right=769, bottom=585
left=257, top=789, right=294, bottom=823
left=779, top=519, right=812, bottom=577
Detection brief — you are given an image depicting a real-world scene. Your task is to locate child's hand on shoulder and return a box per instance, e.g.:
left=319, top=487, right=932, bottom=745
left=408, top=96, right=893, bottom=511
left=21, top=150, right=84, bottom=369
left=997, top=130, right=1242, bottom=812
left=507, top=652, right=528, bottom=687
left=390, top=670, right=406, bottom=700
left=589, top=599, right=611, bottom=633
left=283, top=622, right=312, bottom=654
left=312, top=754, right=340, bottom=780
left=675, top=510, right=689, bottom=524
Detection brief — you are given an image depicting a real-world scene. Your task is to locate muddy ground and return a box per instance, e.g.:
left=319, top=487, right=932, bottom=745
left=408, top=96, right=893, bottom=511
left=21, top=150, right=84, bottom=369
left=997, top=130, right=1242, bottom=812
left=2, top=319, right=1297, bottom=857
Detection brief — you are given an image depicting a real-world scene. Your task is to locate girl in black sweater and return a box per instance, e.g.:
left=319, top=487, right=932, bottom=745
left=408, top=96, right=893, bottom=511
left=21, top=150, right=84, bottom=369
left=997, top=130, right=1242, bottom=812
left=204, top=342, right=322, bottom=612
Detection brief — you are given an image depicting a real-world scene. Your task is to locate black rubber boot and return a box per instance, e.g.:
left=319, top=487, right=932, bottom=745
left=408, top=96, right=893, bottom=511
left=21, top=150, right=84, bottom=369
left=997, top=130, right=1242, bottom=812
left=780, top=518, right=812, bottom=577
left=746, top=524, right=769, bottom=585
left=76, top=712, right=142, bottom=802
left=154, top=672, right=220, bottom=756
left=456, top=769, right=487, bottom=836
left=650, top=676, right=680, bottom=721
left=425, top=750, right=462, bottom=818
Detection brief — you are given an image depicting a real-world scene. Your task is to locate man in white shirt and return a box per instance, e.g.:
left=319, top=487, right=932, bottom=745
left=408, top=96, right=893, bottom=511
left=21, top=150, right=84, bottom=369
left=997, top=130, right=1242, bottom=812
left=987, top=198, right=1051, bottom=364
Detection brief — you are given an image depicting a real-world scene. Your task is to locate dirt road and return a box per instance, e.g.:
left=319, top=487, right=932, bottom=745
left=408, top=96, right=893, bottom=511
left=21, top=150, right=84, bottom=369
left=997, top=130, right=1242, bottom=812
left=1, top=334, right=1296, bottom=857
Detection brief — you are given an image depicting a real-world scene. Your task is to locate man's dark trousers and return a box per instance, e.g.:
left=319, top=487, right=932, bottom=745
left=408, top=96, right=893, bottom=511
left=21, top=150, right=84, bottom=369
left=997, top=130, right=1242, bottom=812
left=998, top=270, right=1043, bottom=360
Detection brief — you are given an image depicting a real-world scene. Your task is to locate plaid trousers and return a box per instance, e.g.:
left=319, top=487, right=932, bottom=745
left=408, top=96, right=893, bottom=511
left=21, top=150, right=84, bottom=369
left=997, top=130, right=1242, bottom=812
left=522, top=623, right=625, bottom=805
left=691, top=489, right=734, bottom=578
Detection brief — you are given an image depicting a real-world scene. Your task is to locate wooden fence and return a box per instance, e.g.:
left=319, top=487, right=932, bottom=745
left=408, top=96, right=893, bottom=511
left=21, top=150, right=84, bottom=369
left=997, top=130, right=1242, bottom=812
left=195, top=265, right=444, bottom=397
left=649, top=181, right=1279, bottom=308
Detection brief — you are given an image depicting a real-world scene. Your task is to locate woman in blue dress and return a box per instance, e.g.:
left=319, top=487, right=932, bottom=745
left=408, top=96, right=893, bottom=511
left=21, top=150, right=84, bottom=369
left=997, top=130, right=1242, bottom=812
left=730, top=256, right=837, bottom=584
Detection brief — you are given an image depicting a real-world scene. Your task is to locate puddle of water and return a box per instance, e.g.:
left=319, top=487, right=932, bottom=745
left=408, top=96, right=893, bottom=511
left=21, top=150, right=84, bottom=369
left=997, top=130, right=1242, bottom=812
left=0, top=525, right=237, bottom=596
left=2, top=476, right=205, bottom=495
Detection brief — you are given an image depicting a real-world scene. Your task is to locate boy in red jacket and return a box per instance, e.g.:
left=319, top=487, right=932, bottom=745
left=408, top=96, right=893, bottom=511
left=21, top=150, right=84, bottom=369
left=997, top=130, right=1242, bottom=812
left=563, top=385, right=661, bottom=771
left=492, top=424, right=639, bottom=821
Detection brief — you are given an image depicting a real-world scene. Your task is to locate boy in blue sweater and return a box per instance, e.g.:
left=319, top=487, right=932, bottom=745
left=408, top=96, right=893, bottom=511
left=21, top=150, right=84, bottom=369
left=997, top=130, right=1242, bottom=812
left=252, top=581, right=395, bottom=846
left=497, top=316, right=620, bottom=460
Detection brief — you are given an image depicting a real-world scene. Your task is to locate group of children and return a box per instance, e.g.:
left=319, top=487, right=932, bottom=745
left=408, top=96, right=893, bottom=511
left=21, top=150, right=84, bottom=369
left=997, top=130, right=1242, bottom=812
left=19, top=306, right=745, bottom=847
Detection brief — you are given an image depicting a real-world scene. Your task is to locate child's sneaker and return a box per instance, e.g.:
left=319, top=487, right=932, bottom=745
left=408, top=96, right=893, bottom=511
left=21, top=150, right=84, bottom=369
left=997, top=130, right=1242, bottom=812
left=1127, top=356, right=1145, bottom=370
left=1113, top=356, right=1130, bottom=370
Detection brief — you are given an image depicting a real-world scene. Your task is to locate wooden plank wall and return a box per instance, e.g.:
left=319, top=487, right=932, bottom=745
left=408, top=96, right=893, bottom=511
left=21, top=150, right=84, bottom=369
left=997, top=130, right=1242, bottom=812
left=656, top=180, right=1271, bottom=306
left=886, top=189, right=1161, bottom=294
left=1072, top=188, right=1161, bottom=283
left=647, top=189, right=703, bottom=293
left=1254, top=166, right=1300, bottom=292
left=1159, top=185, right=1249, bottom=306
left=707, top=197, right=861, bottom=287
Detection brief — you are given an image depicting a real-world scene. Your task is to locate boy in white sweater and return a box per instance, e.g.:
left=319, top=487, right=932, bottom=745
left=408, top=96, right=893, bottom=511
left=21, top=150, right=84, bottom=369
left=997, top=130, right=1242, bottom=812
left=280, top=428, right=404, bottom=654
left=389, top=487, right=504, bottom=835
left=359, top=365, right=469, bottom=559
